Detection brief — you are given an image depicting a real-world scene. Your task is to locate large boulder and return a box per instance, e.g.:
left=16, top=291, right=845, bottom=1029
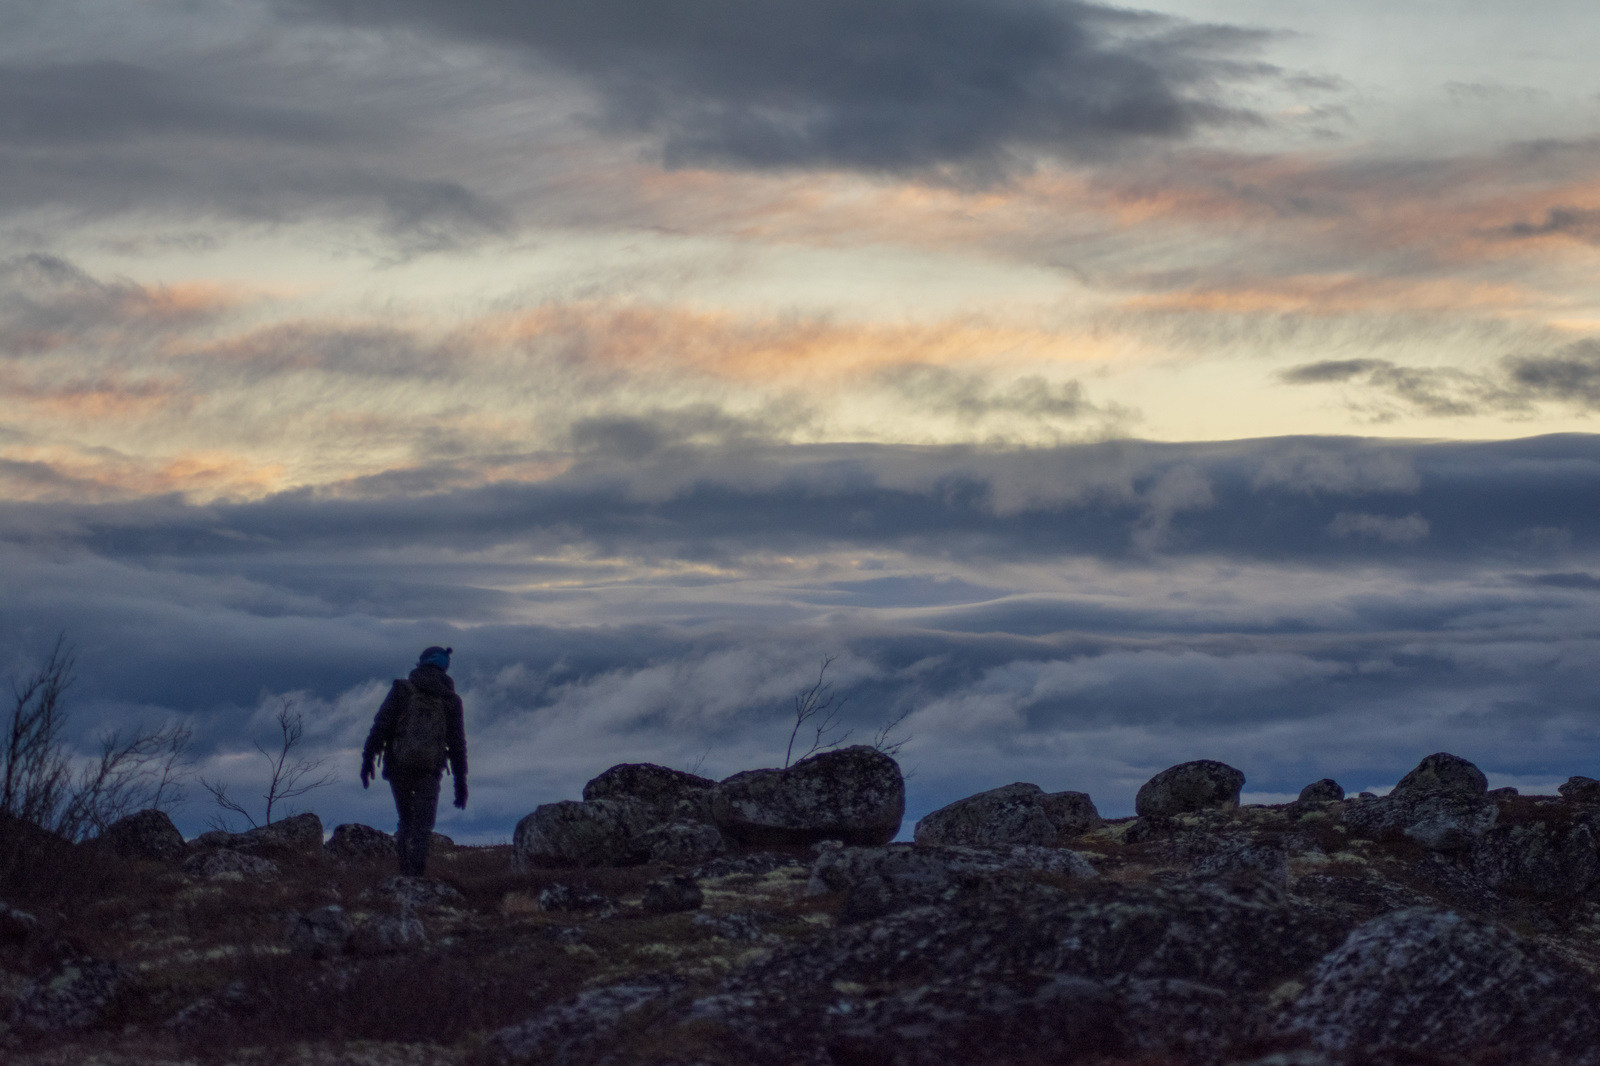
left=1134, top=760, right=1246, bottom=818
left=196, top=812, right=325, bottom=854
left=711, top=746, right=904, bottom=847
left=99, top=808, right=186, bottom=861
left=1297, top=779, right=1344, bottom=803
left=181, top=849, right=280, bottom=879
left=287, top=905, right=354, bottom=959
left=1344, top=754, right=1497, bottom=852
left=1282, top=908, right=1600, bottom=1064
left=325, top=822, right=395, bottom=861
left=9, top=957, right=129, bottom=1033
left=513, top=798, right=652, bottom=868
left=913, top=783, right=1102, bottom=847
left=1559, top=775, right=1600, bottom=803
left=583, top=763, right=717, bottom=824
left=1470, top=812, right=1600, bottom=898
left=637, top=821, right=728, bottom=865
left=1392, top=752, right=1487, bottom=798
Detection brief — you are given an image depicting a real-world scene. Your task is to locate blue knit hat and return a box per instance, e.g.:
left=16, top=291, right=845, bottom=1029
left=418, top=646, right=452, bottom=670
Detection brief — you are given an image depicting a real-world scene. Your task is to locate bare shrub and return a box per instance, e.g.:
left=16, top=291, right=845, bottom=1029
left=199, top=697, right=335, bottom=830
left=2, top=638, right=190, bottom=842
left=783, top=655, right=912, bottom=767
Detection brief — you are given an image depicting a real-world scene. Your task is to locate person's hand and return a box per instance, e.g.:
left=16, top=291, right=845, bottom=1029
left=453, top=779, right=468, bottom=809
left=360, top=758, right=374, bottom=789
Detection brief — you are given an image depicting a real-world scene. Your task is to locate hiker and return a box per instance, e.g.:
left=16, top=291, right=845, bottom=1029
left=361, top=645, right=468, bottom=876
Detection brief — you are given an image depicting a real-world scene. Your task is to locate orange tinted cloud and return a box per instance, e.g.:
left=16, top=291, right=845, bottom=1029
left=1125, top=275, right=1551, bottom=317
left=493, top=304, right=1122, bottom=382
left=0, top=445, right=286, bottom=503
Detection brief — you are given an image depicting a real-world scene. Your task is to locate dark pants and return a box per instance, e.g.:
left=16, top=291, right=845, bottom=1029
left=389, top=771, right=442, bottom=876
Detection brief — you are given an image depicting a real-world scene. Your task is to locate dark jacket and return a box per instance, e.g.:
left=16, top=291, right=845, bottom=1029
left=362, top=664, right=468, bottom=781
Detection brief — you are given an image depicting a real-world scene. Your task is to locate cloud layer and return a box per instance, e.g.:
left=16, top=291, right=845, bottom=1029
left=7, top=435, right=1600, bottom=840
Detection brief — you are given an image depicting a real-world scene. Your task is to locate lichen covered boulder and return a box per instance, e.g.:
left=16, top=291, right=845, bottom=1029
left=711, top=745, right=904, bottom=847
left=9, top=957, right=129, bottom=1033
left=1134, top=760, right=1246, bottom=818
left=1470, top=811, right=1600, bottom=898
left=99, top=808, right=186, bottom=861
left=1559, top=775, right=1600, bottom=803
left=914, top=782, right=1102, bottom=847
left=1282, top=908, right=1600, bottom=1064
left=324, top=822, right=395, bottom=861
left=1345, top=754, right=1497, bottom=852
left=1392, top=752, right=1487, bottom=798
left=513, top=797, right=652, bottom=868
left=1296, top=779, right=1344, bottom=803
left=583, top=763, right=716, bottom=824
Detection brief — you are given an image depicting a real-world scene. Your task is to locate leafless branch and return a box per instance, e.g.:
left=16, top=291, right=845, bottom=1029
left=869, top=705, right=913, bottom=759
left=785, top=656, right=851, bottom=768
left=203, top=697, right=335, bottom=830
left=1, top=636, right=191, bottom=850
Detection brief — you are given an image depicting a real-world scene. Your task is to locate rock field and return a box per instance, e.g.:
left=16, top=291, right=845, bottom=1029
left=3, top=748, right=1600, bottom=1065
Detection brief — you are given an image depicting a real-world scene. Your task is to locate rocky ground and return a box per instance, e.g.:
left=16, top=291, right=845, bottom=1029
left=3, top=750, right=1600, bottom=1065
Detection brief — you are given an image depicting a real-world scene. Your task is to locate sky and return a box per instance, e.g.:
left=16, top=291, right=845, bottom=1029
left=2, top=0, right=1599, bottom=842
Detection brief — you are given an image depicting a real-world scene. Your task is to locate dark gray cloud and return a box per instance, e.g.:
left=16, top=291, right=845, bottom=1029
left=1278, top=343, right=1600, bottom=418
left=1493, top=206, right=1600, bottom=243
left=0, top=61, right=343, bottom=146
left=287, top=0, right=1271, bottom=175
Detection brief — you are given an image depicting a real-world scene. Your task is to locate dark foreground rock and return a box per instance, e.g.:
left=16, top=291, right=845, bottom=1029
left=1283, top=908, right=1600, bottom=1064
left=582, top=763, right=717, bottom=824
left=98, top=809, right=186, bottom=861
left=913, top=782, right=1102, bottom=847
left=512, top=798, right=652, bottom=868
left=710, top=745, right=905, bottom=847
left=1135, top=760, right=1246, bottom=817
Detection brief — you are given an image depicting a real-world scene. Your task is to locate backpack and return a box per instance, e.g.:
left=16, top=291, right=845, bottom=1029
left=388, top=681, right=449, bottom=774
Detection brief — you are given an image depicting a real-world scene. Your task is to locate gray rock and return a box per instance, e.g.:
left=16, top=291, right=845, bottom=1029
left=1193, top=841, right=1289, bottom=889
left=9, top=957, right=128, bottom=1033
left=512, top=797, right=652, bottom=868
left=194, top=812, right=325, bottom=854
left=1391, top=752, right=1487, bottom=798
left=366, top=874, right=465, bottom=911
left=1559, top=775, right=1600, bottom=803
left=1343, top=789, right=1497, bottom=852
left=0, top=900, right=39, bottom=945
left=324, top=822, right=395, bottom=861
left=808, top=842, right=1097, bottom=922
left=913, top=782, right=1102, bottom=847
left=1471, top=814, right=1600, bottom=898
left=691, top=911, right=768, bottom=941
left=287, top=904, right=354, bottom=959
left=1282, top=908, right=1600, bottom=1064
left=641, top=874, right=703, bottom=914
left=826, top=973, right=1122, bottom=1066
left=99, top=808, right=186, bottom=861
left=638, top=821, right=728, bottom=865
left=351, top=909, right=427, bottom=956
left=1135, top=760, right=1246, bottom=818
left=483, top=974, right=685, bottom=1065
left=1296, top=779, right=1344, bottom=803
left=537, top=883, right=618, bottom=915
left=711, top=745, right=905, bottom=847
left=582, top=762, right=717, bottom=825
left=181, top=849, right=280, bottom=879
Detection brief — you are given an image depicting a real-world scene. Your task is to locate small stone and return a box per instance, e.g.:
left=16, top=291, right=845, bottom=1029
left=1134, top=760, right=1246, bottom=818
left=366, top=874, right=465, bottom=911
left=287, top=905, right=354, bottom=959
left=1297, top=779, right=1344, bottom=803
left=537, top=883, right=618, bottom=915
left=0, top=900, right=39, bottom=946
left=351, top=909, right=427, bottom=956
left=641, top=874, right=703, bottom=914
left=691, top=911, right=768, bottom=941
left=181, top=849, right=280, bottom=880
